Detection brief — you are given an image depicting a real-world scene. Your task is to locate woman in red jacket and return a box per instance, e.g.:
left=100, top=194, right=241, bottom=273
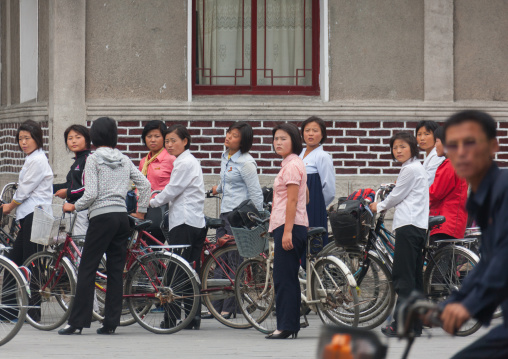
left=429, top=126, right=468, bottom=242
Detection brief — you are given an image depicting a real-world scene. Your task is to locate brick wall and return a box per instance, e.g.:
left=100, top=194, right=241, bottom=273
left=113, top=119, right=508, bottom=175
left=0, top=121, right=50, bottom=173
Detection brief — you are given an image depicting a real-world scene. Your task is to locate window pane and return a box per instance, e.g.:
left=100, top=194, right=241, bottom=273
left=196, top=0, right=252, bottom=85
left=257, top=0, right=313, bottom=86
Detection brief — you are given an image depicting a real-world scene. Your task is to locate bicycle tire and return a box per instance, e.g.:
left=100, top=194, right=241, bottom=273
left=125, top=252, right=200, bottom=334
left=423, top=246, right=481, bottom=336
left=234, top=257, right=276, bottom=334
left=310, top=257, right=360, bottom=327
left=201, top=244, right=252, bottom=329
left=0, top=256, right=28, bottom=346
left=23, top=252, right=76, bottom=330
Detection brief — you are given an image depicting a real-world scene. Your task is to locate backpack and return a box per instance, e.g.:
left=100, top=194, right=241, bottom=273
left=347, top=188, right=376, bottom=203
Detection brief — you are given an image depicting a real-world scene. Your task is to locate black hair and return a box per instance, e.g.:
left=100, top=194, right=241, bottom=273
left=141, top=120, right=167, bottom=145
left=443, top=110, right=497, bottom=141
left=272, top=122, right=303, bottom=155
left=389, top=132, right=419, bottom=161
left=166, top=124, right=191, bottom=150
left=64, top=124, right=91, bottom=150
left=228, top=121, right=253, bottom=153
left=90, top=117, right=118, bottom=148
left=301, top=116, right=327, bottom=144
left=415, top=120, right=439, bottom=140
left=433, top=126, right=445, bottom=144
left=16, top=120, right=43, bottom=151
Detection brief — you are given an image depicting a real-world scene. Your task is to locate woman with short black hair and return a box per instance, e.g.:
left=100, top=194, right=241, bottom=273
left=1, top=120, right=53, bottom=265
left=53, top=124, right=92, bottom=236
left=369, top=131, right=429, bottom=337
left=299, top=116, right=335, bottom=257
left=266, top=123, right=308, bottom=340
left=207, top=121, right=263, bottom=320
left=138, top=120, right=176, bottom=243
left=59, top=117, right=151, bottom=335
left=150, top=124, right=206, bottom=330
left=415, top=120, right=444, bottom=185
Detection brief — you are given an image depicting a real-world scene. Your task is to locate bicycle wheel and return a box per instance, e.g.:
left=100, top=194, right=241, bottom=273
left=423, top=246, right=481, bottom=336
left=310, top=257, right=360, bottom=327
left=23, top=252, right=76, bottom=330
left=0, top=256, right=28, bottom=346
left=235, top=257, right=275, bottom=334
left=201, top=244, right=252, bottom=329
left=125, top=252, right=200, bottom=334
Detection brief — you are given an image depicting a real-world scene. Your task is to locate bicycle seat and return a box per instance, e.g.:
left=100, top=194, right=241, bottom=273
left=428, top=216, right=446, bottom=229
left=128, top=215, right=152, bottom=231
left=205, top=216, right=225, bottom=229
left=308, top=227, right=327, bottom=237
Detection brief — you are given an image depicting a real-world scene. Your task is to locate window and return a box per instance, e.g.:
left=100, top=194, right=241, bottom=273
left=192, top=0, right=320, bottom=95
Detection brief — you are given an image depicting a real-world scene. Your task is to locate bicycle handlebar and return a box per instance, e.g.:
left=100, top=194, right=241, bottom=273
left=249, top=214, right=270, bottom=225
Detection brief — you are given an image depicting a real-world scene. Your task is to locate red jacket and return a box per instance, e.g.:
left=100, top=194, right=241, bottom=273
left=429, top=159, right=468, bottom=238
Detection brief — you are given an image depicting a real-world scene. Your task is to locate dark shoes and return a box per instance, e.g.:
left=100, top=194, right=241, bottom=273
left=96, top=326, right=116, bottom=335
left=265, top=330, right=298, bottom=339
left=58, top=325, right=82, bottom=335
left=183, top=317, right=201, bottom=330
left=202, top=313, right=214, bottom=320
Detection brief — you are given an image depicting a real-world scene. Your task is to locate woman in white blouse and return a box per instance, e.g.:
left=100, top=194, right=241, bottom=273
left=416, top=120, right=445, bottom=186
left=1, top=120, right=53, bottom=265
left=369, top=132, right=429, bottom=338
left=150, top=124, right=206, bottom=331
left=299, top=116, right=335, bottom=258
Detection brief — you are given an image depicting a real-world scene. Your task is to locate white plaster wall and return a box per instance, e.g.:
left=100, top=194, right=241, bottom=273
left=19, top=0, right=38, bottom=103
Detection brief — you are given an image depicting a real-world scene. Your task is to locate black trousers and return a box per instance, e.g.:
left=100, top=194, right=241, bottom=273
left=144, top=206, right=167, bottom=245
left=165, top=223, right=206, bottom=322
left=392, top=225, right=426, bottom=329
left=451, top=324, right=508, bottom=359
left=8, top=213, right=41, bottom=265
left=273, top=224, right=307, bottom=332
left=68, top=212, right=130, bottom=328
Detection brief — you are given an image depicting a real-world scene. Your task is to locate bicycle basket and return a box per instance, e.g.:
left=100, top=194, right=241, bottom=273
left=31, top=204, right=73, bottom=246
left=329, top=200, right=372, bottom=247
left=230, top=210, right=270, bottom=258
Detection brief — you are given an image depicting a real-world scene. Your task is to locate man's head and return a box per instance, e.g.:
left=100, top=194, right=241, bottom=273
left=443, top=110, right=499, bottom=185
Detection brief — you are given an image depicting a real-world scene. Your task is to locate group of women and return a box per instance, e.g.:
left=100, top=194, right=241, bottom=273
left=0, top=116, right=335, bottom=339
left=0, top=116, right=469, bottom=340
left=370, top=120, right=468, bottom=337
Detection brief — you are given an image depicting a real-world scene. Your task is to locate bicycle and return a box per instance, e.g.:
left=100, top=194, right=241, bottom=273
left=323, top=184, right=481, bottom=335
left=0, top=248, right=31, bottom=346
left=24, top=204, right=201, bottom=334
left=233, top=215, right=359, bottom=335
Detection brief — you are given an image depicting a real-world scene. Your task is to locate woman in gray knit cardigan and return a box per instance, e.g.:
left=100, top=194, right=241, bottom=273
left=59, top=117, right=151, bottom=335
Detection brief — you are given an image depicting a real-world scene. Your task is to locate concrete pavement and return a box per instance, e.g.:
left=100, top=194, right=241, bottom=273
left=1, top=314, right=499, bottom=358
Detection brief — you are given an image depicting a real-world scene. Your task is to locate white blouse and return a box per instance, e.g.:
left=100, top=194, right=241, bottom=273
left=150, top=150, right=205, bottom=232
left=299, top=145, right=336, bottom=207
left=13, top=148, right=54, bottom=220
left=377, top=157, right=429, bottom=231
left=423, top=147, right=445, bottom=186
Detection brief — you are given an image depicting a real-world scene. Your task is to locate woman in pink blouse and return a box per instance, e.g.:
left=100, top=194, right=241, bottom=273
left=139, top=120, right=176, bottom=242
left=266, top=123, right=308, bottom=340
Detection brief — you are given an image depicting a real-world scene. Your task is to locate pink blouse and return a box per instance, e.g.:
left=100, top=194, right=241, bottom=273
left=138, top=149, right=176, bottom=195
left=269, top=154, right=309, bottom=232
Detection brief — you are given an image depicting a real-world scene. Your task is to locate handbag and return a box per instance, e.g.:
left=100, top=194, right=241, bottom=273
left=227, top=199, right=261, bottom=229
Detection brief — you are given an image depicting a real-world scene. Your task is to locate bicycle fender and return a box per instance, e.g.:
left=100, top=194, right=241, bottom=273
left=62, top=256, right=78, bottom=282
left=447, top=245, right=480, bottom=263
left=317, top=255, right=357, bottom=287
left=136, top=251, right=201, bottom=285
